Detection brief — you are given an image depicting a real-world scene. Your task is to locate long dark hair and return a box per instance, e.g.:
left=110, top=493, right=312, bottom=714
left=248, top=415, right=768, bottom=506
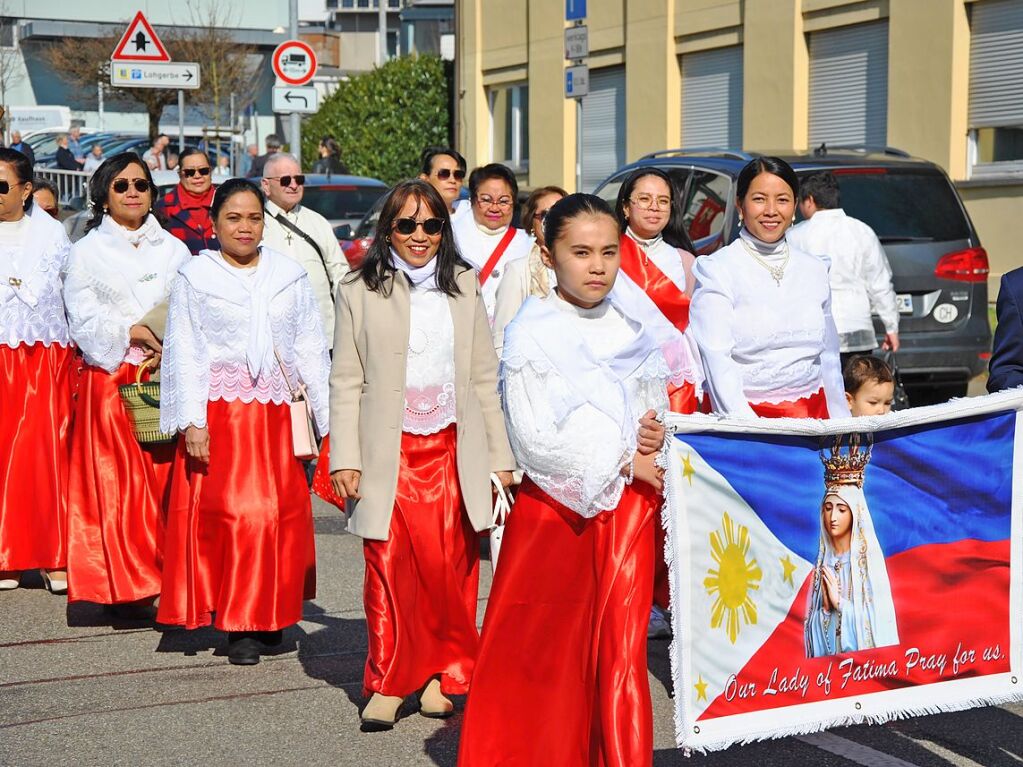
left=84, top=152, right=156, bottom=233
left=355, top=179, right=469, bottom=296
left=543, top=193, right=620, bottom=252
left=736, top=156, right=799, bottom=201
left=0, top=147, right=33, bottom=212
left=613, top=167, right=695, bottom=253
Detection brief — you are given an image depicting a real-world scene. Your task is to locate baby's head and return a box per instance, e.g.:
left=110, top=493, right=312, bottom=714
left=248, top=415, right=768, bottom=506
left=844, top=355, right=896, bottom=416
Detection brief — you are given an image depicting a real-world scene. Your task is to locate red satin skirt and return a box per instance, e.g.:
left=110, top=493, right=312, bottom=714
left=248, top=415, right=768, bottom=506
left=157, top=399, right=316, bottom=631
left=458, top=478, right=657, bottom=767
left=0, top=343, right=74, bottom=571
left=750, top=387, right=829, bottom=419
left=362, top=425, right=479, bottom=698
left=67, top=360, right=174, bottom=604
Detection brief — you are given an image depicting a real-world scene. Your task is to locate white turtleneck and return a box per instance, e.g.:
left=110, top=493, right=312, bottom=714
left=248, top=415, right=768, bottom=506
left=550, top=289, right=637, bottom=359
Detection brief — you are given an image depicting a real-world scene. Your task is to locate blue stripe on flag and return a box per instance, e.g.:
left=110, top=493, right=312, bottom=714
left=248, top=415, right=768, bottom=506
left=676, top=410, right=1014, bottom=561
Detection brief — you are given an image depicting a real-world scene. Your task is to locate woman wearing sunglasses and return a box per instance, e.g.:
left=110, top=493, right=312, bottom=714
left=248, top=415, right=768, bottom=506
left=156, top=179, right=329, bottom=665
left=0, top=148, right=75, bottom=595
left=417, top=146, right=467, bottom=215
left=329, top=179, right=515, bottom=731
left=491, top=185, right=567, bottom=354
left=154, top=148, right=219, bottom=255
left=63, top=153, right=191, bottom=617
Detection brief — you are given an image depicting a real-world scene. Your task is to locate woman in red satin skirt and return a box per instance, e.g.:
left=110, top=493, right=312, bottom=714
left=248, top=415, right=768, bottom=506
left=329, top=180, right=514, bottom=730
left=0, top=147, right=75, bottom=595
left=63, top=154, right=190, bottom=614
left=458, top=194, right=689, bottom=767
left=156, top=179, right=329, bottom=665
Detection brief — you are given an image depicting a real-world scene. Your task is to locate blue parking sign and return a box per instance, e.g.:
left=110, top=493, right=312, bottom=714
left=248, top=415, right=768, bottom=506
left=566, top=0, right=586, bottom=21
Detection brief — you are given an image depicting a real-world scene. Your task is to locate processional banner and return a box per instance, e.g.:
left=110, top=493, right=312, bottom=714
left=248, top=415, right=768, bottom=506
left=663, top=391, right=1023, bottom=752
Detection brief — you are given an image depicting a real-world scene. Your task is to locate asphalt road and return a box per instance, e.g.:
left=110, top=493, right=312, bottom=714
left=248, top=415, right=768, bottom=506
left=2, top=483, right=1020, bottom=767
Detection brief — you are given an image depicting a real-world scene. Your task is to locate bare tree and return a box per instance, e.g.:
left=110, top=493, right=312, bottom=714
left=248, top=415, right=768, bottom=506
left=44, top=7, right=262, bottom=143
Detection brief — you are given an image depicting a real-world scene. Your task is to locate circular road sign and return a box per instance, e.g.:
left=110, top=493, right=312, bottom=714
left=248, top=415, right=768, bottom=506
left=272, top=40, right=318, bottom=87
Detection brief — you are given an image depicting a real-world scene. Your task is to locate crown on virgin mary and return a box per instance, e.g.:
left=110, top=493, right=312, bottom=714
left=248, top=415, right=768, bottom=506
left=820, top=433, right=872, bottom=489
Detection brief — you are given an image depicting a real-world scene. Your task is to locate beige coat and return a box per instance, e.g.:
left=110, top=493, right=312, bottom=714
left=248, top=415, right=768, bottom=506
left=329, top=265, right=515, bottom=541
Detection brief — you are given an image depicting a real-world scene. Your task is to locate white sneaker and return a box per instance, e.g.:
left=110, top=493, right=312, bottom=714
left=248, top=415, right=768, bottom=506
left=647, top=605, right=672, bottom=640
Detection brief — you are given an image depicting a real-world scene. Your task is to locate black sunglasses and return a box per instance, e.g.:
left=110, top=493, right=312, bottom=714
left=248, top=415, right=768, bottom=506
left=269, top=174, right=305, bottom=187
left=435, top=168, right=465, bottom=181
left=0, top=180, right=25, bottom=195
left=111, top=179, right=151, bottom=194
left=181, top=167, right=212, bottom=178
left=393, top=217, right=444, bottom=236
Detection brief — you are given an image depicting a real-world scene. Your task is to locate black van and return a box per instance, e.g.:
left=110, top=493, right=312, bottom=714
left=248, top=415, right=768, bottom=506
left=593, top=146, right=992, bottom=403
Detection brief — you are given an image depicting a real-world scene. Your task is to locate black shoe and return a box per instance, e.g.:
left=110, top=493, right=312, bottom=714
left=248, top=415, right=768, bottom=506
left=228, top=633, right=261, bottom=665
left=256, top=630, right=283, bottom=647
left=104, top=602, right=157, bottom=622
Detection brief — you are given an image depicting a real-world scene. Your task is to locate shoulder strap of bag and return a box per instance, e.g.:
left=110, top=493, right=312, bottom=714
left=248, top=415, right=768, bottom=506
left=269, top=208, right=326, bottom=267
left=478, top=227, right=518, bottom=285
left=273, top=345, right=305, bottom=403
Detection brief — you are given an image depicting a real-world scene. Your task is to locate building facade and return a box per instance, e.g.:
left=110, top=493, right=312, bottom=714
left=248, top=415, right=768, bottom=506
left=457, top=0, right=1023, bottom=293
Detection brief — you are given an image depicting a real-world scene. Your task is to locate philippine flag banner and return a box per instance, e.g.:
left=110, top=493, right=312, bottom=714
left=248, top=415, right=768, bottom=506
left=662, top=391, right=1023, bottom=752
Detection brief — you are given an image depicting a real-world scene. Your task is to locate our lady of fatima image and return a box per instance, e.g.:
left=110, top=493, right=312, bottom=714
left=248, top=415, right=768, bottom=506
left=804, top=435, right=900, bottom=658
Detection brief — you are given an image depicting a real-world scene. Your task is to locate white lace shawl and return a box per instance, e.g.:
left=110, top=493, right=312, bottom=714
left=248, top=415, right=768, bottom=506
left=159, top=248, right=331, bottom=436
left=0, top=204, right=72, bottom=348
left=64, top=215, right=190, bottom=372
left=500, top=295, right=671, bottom=518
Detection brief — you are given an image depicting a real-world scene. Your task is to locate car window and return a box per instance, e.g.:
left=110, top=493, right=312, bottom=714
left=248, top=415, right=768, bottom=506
left=354, top=195, right=386, bottom=238
left=301, top=185, right=387, bottom=221
left=824, top=169, right=971, bottom=242
left=682, top=170, right=730, bottom=245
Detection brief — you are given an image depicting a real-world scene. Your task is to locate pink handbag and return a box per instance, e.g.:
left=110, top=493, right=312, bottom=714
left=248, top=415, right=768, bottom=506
left=274, top=347, right=320, bottom=461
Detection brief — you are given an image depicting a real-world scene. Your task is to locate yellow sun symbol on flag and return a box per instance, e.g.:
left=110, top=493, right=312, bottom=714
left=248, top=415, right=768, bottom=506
left=704, top=512, right=763, bottom=644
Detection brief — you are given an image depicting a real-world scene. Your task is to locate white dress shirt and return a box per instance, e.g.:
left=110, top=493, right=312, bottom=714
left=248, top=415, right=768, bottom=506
left=787, top=208, right=898, bottom=352
left=262, top=199, right=350, bottom=348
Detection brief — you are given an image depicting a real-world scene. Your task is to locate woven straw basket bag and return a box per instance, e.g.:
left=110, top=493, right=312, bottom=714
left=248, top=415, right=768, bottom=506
left=118, top=357, right=176, bottom=445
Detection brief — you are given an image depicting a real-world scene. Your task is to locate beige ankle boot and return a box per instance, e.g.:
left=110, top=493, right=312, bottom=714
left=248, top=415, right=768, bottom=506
left=419, top=678, right=454, bottom=719
left=360, top=693, right=404, bottom=732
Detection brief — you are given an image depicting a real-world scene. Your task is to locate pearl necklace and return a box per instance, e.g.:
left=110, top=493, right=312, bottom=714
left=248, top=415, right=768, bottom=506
left=740, top=236, right=789, bottom=286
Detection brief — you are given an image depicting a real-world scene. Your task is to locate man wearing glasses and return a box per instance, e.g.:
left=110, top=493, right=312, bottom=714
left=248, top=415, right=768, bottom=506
left=155, top=148, right=219, bottom=255
left=451, top=163, right=532, bottom=328
left=261, top=153, right=348, bottom=350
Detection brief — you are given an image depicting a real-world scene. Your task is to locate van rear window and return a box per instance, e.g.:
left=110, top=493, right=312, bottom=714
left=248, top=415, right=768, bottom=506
left=808, top=169, right=971, bottom=242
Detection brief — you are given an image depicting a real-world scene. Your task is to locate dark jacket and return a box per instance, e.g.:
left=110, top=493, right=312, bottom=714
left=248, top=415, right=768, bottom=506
left=10, top=142, right=34, bottom=167
left=56, top=146, right=83, bottom=171
left=247, top=151, right=276, bottom=178
left=154, top=185, right=219, bottom=255
left=311, top=155, right=350, bottom=175
left=988, top=267, right=1023, bottom=392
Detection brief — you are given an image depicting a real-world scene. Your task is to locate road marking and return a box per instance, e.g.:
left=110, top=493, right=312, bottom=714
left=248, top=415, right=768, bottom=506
left=889, top=730, right=987, bottom=767
left=797, top=732, right=923, bottom=767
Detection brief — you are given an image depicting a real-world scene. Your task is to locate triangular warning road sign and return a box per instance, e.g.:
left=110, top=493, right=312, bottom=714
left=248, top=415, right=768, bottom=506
left=111, top=11, right=172, bottom=63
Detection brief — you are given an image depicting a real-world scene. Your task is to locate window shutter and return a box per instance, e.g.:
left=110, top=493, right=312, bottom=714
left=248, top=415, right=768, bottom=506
left=680, top=46, right=744, bottom=149
left=580, top=66, right=626, bottom=193
left=969, top=0, right=1023, bottom=128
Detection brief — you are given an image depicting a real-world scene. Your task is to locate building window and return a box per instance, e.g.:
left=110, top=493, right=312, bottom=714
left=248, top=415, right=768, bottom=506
left=489, top=83, right=529, bottom=171
left=0, top=19, right=16, bottom=49
left=968, top=0, right=1023, bottom=178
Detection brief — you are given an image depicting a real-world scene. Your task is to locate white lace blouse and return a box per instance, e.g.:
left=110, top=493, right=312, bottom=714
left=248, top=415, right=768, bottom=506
left=64, top=215, right=190, bottom=372
left=403, top=286, right=457, bottom=435
left=500, top=292, right=671, bottom=518
left=689, top=229, right=848, bottom=417
left=0, top=205, right=71, bottom=349
left=159, top=248, right=331, bottom=436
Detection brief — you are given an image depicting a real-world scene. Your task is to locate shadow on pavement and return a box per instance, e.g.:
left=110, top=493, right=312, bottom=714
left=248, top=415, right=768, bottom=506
left=648, top=634, right=675, bottom=699
left=296, top=602, right=370, bottom=712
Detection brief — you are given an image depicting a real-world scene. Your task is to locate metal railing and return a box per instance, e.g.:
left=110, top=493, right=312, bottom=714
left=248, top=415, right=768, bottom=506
left=33, top=167, right=89, bottom=204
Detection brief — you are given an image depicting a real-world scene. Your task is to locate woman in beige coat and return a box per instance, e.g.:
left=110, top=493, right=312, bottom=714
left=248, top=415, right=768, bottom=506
left=329, top=179, right=515, bottom=731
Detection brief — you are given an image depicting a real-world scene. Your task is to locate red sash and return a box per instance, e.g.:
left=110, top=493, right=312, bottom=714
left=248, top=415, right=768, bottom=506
left=478, top=227, right=518, bottom=285
left=618, top=234, right=691, bottom=331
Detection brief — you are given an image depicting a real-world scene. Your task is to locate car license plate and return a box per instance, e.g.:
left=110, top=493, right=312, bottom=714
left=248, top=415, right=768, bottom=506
left=897, top=294, right=913, bottom=314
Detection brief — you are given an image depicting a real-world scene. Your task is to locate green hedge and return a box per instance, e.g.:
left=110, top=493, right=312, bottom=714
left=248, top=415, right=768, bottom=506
left=302, top=55, right=449, bottom=185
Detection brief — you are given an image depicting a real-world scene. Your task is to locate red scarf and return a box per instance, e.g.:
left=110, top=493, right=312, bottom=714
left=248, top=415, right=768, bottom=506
left=618, top=234, right=690, bottom=331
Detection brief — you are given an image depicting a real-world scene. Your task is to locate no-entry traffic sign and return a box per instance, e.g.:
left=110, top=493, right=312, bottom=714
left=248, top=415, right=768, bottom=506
left=272, top=40, right=317, bottom=87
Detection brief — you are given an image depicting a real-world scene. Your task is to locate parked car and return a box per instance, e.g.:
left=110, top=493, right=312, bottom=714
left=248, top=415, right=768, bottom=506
left=592, top=146, right=992, bottom=404
left=297, top=174, right=388, bottom=235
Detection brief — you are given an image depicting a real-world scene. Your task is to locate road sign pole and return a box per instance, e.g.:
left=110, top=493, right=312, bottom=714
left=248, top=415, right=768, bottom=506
left=289, top=0, right=302, bottom=160
left=178, top=90, right=185, bottom=152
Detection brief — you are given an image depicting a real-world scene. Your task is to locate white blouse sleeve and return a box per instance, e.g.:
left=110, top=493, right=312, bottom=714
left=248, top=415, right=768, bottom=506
left=291, top=278, right=331, bottom=436
left=160, top=278, right=211, bottom=433
left=689, top=258, right=757, bottom=417
left=861, top=229, right=899, bottom=335
left=63, top=258, right=131, bottom=373
left=820, top=278, right=851, bottom=418
left=500, top=359, right=635, bottom=518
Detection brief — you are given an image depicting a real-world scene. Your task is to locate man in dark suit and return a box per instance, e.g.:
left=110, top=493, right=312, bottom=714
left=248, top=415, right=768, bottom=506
left=987, top=267, right=1023, bottom=392
left=246, top=133, right=282, bottom=178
